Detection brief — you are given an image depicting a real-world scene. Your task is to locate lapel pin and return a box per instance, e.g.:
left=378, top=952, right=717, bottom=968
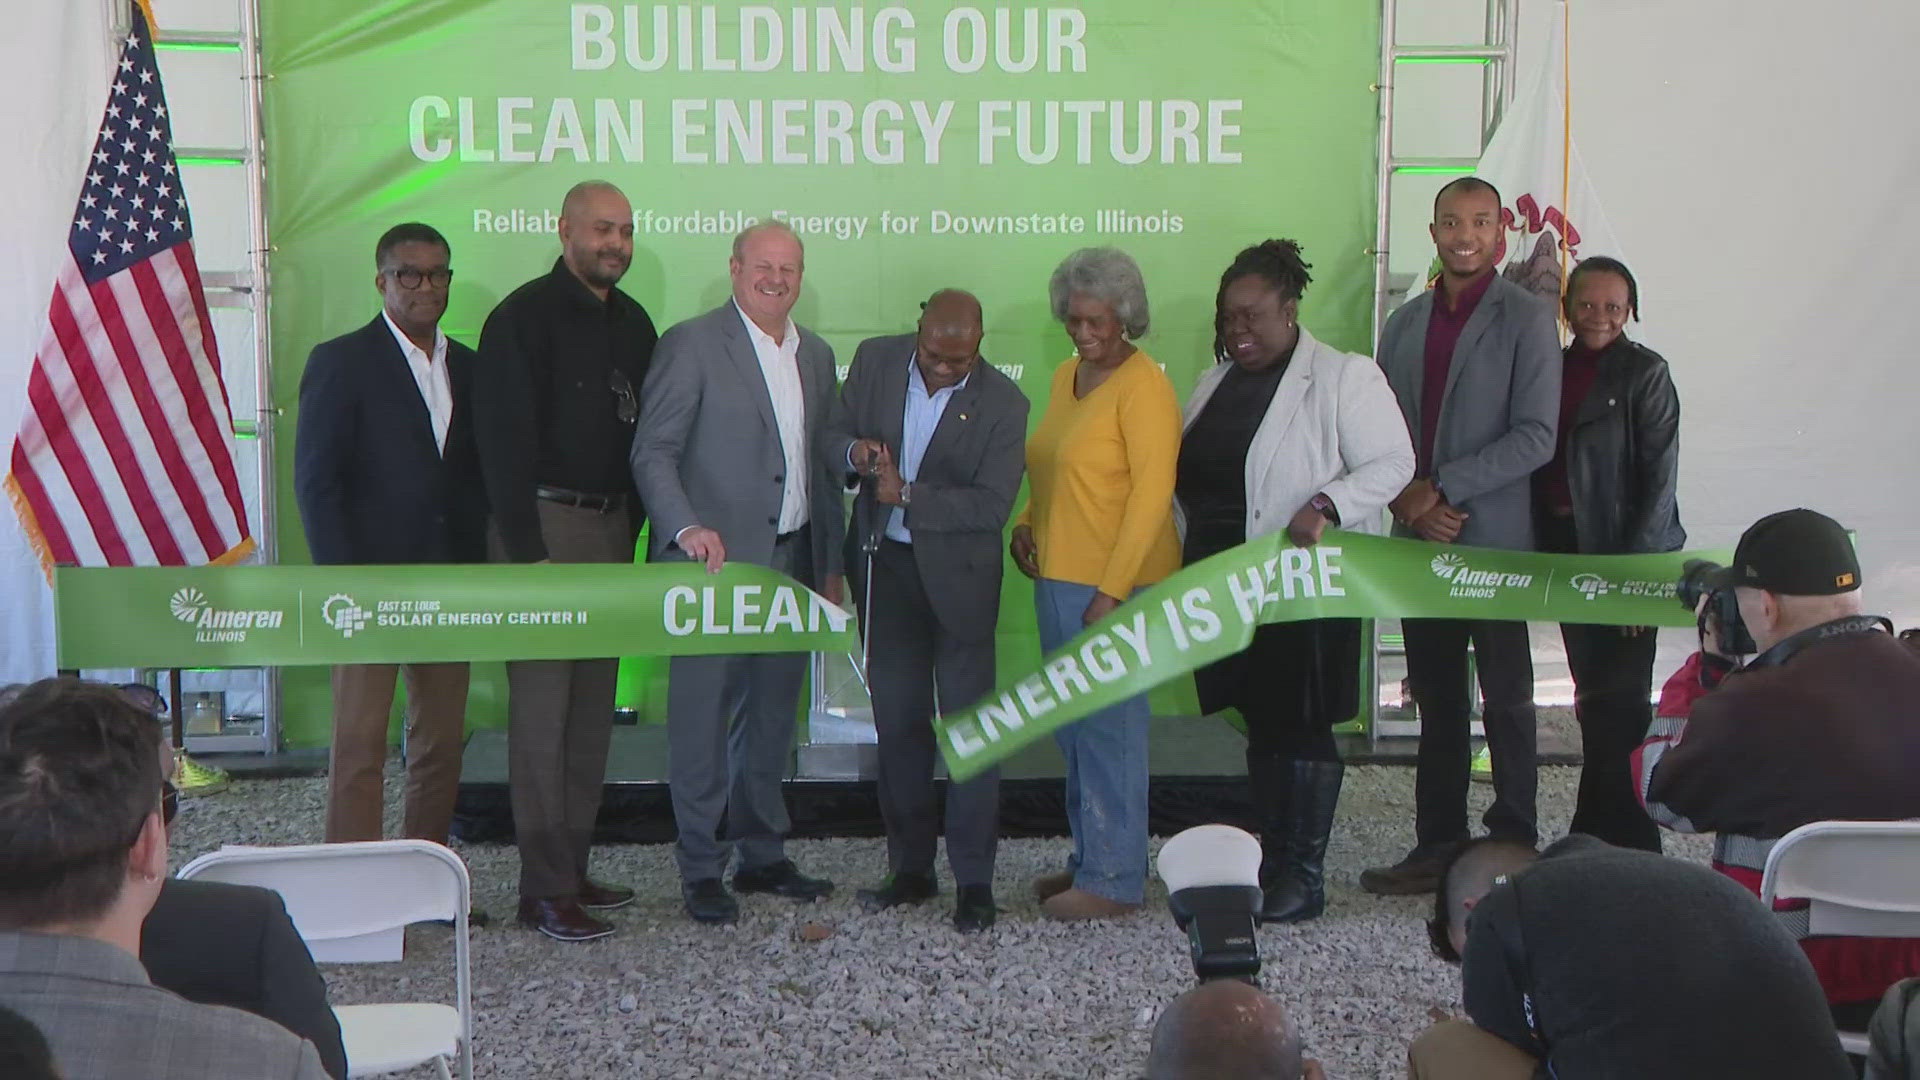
left=958, top=413, right=968, bottom=421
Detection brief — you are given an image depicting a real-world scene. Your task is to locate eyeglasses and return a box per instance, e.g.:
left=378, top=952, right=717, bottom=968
left=609, top=369, right=637, bottom=424
left=388, top=268, right=454, bottom=289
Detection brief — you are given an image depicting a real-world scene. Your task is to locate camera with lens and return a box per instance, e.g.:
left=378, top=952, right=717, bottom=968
left=1676, top=559, right=1757, bottom=656
left=1157, top=825, right=1265, bottom=983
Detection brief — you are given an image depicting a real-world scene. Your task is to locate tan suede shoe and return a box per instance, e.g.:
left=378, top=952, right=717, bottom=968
left=1031, top=870, right=1075, bottom=903
left=1041, top=887, right=1142, bottom=922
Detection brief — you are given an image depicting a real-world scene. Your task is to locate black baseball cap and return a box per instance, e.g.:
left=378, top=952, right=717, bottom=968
left=1707, top=509, right=1860, bottom=595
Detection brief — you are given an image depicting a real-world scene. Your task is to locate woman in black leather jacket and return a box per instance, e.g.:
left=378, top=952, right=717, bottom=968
left=1534, top=256, right=1683, bottom=851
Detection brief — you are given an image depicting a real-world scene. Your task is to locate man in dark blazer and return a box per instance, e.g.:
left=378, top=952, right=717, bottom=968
left=1363, top=177, right=1562, bottom=896
left=143, top=879, right=348, bottom=1080
left=294, top=222, right=487, bottom=853
left=631, top=221, right=846, bottom=925
left=822, top=290, right=1028, bottom=932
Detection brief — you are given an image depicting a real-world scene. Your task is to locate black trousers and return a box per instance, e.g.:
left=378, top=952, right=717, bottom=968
left=1405, top=617, right=1538, bottom=846
left=861, top=540, right=1000, bottom=886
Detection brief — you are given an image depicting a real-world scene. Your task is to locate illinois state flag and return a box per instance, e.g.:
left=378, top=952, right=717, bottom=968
left=6, top=1, right=253, bottom=571
left=1474, top=3, right=1626, bottom=318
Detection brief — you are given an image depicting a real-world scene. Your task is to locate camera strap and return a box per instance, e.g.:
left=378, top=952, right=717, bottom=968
left=1740, top=614, right=1892, bottom=672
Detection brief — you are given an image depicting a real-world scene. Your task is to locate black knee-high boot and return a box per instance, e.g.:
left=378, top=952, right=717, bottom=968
left=1246, top=751, right=1291, bottom=895
left=1260, top=759, right=1344, bottom=924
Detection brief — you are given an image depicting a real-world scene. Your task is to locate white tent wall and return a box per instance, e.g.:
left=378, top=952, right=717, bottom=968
left=4, top=1, right=1918, bottom=694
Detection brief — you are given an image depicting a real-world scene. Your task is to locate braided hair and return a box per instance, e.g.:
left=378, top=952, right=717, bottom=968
left=1213, top=239, right=1313, bottom=362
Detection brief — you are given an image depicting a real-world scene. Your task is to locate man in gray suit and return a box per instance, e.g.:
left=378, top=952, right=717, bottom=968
left=824, top=290, right=1028, bottom=933
left=1362, top=177, right=1562, bottom=896
left=631, top=221, right=847, bottom=924
left=0, top=680, right=327, bottom=1079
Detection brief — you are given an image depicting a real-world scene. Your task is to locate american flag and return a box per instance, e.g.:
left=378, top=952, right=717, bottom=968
left=5, top=1, right=253, bottom=571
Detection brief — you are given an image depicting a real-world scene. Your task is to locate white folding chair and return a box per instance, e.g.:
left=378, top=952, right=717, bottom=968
left=177, top=840, right=474, bottom=1079
left=1760, top=819, right=1920, bottom=1058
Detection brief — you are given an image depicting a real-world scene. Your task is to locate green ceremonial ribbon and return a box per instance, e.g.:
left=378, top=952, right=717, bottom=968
left=934, top=530, right=1728, bottom=781
left=54, top=562, right=855, bottom=669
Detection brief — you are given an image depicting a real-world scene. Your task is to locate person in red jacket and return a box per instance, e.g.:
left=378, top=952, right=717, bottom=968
left=1633, top=508, right=1920, bottom=1027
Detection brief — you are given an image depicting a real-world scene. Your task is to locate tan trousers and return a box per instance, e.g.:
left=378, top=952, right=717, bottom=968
left=325, top=661, right=471, bottom=844
left=1407, top=1019, right=1539, bottom=1080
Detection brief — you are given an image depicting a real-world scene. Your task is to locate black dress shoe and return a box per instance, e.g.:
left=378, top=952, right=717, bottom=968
left=515, top=898, right=614, bottom=942
left=578, top=879, right=635, bottom=910
left=682, top=878, right=739, bottom=925
left=952, top=884, right=997, bottom=934
left=856, top=872, right=938, bottom=913
left=731, top=859, right=834, bottom=901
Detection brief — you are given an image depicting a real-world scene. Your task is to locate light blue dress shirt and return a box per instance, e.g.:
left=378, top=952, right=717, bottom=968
left=887, top=357, right=968, bottom=543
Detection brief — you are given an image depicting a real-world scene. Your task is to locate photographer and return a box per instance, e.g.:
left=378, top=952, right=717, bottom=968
left=1633, top=508, right=1920, bottom=1024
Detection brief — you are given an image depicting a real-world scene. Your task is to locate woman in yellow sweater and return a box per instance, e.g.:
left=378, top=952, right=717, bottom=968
left=1010, top=247, right=1181, bottom=921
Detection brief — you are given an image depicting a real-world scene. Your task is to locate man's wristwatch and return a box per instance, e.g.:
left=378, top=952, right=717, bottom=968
left=899, top=482, right=912, bottom=505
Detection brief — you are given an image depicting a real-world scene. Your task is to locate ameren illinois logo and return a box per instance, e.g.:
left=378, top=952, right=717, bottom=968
left=169, top=587, right=285, bottom=643
left=1429, top=552, right=1533, bottom=599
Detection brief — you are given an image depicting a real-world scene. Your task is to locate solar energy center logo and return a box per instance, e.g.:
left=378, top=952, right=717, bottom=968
left=1570, top=572, right=1611, bottom=599
left=321, top=594, right=371, bottom=638
left=1429, top=551, right=1534, bottom=599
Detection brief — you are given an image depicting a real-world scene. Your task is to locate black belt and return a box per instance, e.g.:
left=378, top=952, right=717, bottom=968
left=535, top=485, right=625, bottom=513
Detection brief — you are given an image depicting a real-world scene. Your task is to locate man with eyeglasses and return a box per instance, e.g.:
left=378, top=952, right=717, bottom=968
left=295, top=223, right=490, bottom=873
left=473, top=181, right=658, bottom=941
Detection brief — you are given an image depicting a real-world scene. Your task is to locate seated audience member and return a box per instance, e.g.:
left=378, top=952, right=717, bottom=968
left=1634, top=509, right=1920, bottom=1023
left=1868, top=978, right=1920, bottom=1080
left=1146, top=978, right=1325, bottom=1079
left=1411, top=835, right=1851, bottom=1079
left=143, top=880, right=348, bottom=1080
left=0, top=1004, right=61, bottom=1080
left=0, top=678, right=328, bottom=1080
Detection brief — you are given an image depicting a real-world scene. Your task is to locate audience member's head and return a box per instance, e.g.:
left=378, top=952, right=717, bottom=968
left=1146, top=978, right=1310, bottom=1079
left=1427, top=838, right=1539, bottom=963
left=0, top=1005, right=60, bottom=1080
left=0, top=678, right=168, bottom=950
left=1706, top=508, right=1863, bottom=653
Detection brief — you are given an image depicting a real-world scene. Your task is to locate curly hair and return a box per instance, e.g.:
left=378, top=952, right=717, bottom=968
left=1212, top=239, right=1313, bottom=362
left=1048, top=247, right=1150, bottom=338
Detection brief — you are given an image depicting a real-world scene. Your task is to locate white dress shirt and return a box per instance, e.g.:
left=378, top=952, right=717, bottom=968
left=734, top=301, right=809, bottom=533
left=381, top=311, right=451, bottom=454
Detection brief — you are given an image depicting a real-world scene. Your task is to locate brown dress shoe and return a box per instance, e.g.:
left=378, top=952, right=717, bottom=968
left=577, top=879, right=635, bottom=910
left=1031, top=870, right=1075, bottom=904
left=516, top=897, right=615, bottom=942
left=1358, top=842, right=1458, bottom=896
left=1041, top=887, right=1142, bottom=922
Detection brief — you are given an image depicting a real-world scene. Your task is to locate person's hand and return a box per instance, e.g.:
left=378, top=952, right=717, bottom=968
left=850, top=438, right=886, bottom=474
left=1390, top=478, right=1442, bottom=526
left=1081, top=590, right=1122, bottom=627
left=1620, top=625, right=1652, bottom=637
left=1411, top=503, right=1468, bottom=544
left=678, top=526, right=726, bottom=573
left=873, top=444, right=906, bottom=506
left=1010, top=525, right=1040, bottom=579
left=1302, top=1061, right=1327, bottom=1080
left=1287, top=501, right=1331, bottom=547
left=822, top=573, right=844, bottom=607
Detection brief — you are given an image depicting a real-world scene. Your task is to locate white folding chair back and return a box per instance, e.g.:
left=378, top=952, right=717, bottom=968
left=177, top=840, right=474, bottom=1079
left=1759, top=820, right=1920, bottom=1059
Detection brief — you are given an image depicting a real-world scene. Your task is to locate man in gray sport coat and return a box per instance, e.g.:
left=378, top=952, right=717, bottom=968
left=823, top=290, right=1029, bottom=933
left=1362, top=177, right=1562, bottom=896
left=631, top=222, right=848, bottom=924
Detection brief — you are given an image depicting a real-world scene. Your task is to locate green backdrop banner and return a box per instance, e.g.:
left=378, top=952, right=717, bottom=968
left=936, top=531, right=1727, bottom=781
left=262, top=1, right=1379, bottom=744
left=54, top=563, right=853, bottom=669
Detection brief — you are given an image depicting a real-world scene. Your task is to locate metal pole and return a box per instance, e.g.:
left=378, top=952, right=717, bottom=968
left=1482, top=0, right=1501, bottom=143
left=1370, top=0, right=1398, bottom=350
left=238, top=0, right=281, bottom=751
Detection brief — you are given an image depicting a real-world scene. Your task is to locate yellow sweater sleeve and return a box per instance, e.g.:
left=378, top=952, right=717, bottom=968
left=1096, top=362, right=1181, bottom=599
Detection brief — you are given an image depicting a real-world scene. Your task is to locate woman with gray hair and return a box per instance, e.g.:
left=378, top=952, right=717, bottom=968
left=1010, top=247, right=1180, bottom=921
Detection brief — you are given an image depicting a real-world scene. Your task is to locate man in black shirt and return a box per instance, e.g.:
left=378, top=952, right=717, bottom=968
left=472, top=180, right=657, bottom=942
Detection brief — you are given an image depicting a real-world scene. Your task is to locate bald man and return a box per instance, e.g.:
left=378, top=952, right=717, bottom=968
left=473, top=180, right=657, bottom=942
left=1146, top=979, right=1322, bottom=1079
left=824, top=290, right=1029, bottom=932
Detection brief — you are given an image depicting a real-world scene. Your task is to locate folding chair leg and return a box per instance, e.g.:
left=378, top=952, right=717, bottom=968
left=435, top=1057, right=454, bottom=1080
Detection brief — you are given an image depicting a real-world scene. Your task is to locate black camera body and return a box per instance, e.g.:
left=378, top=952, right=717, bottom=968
left=1168, top=884, right=1264, bottom=982
left=1676, top=559, right=1757, bottom=655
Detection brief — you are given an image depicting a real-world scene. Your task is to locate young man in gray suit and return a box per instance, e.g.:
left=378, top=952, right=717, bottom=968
left=1362, top=177, right=1562, bottom=896
left=631, top=221, right=847, bottom=924
left=824, top=290, right=1029, bottom=933
left=0, top=680, right=328, bottom=1080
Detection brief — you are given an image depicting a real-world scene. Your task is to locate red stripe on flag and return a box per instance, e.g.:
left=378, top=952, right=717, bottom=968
left=134, top=250, right=248, bottom=536
left=25, top=305, right=131, bottom=565
left=60, top=276, right=187, bottom=564
left=7, top=443, right=79, bottom=567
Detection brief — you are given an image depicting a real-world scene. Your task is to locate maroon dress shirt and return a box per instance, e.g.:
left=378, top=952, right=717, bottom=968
left=1417, top=269, right=1497, bottom=478
left=1539, top=340, right=1605, bottom=514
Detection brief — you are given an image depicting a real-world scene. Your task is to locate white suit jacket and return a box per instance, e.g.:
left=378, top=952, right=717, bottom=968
left=1177, top=328, right=1415, bottom=541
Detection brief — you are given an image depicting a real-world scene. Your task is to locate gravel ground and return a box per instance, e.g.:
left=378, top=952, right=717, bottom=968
left=169, top=763, right=1711, bottom=1079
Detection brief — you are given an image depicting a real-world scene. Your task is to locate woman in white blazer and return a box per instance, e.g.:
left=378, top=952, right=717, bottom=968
left=1174, top=239, right=1415, bottom=924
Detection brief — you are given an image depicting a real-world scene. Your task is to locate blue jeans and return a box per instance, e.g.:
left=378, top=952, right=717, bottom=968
left=1033, top=578, right=1150, bottom=904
